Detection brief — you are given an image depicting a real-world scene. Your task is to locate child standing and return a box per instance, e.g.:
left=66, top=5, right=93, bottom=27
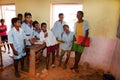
left=40, top=23, right=57, bottom=70
left=51, top=13, right=66, bottom=57
left=21, top=12, right=34, bottom=65
left=0, top=19, right=10, bottom=53
left=32, top=21, right=44, bottom=62
left=17, top=13, right=23, bottom=24
left=59, top=25, right=74, bottom=69
left=70, top=11, right=89, bottom=73
left=21, top=12, right=34, bottom=46
left=8, top=18, right=27, bottom=78
left=32, top=21, right=41, bottom=40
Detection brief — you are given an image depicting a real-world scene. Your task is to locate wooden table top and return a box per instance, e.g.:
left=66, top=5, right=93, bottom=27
left=29, top=44, right=46, bottom=52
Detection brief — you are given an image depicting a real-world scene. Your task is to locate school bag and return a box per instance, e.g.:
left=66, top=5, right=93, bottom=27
left=103, top=73, right=115, bottom=80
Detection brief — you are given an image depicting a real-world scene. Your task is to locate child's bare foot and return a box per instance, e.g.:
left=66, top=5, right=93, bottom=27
left=51, top=64, right=56, bottom=68
left=1, top=50, right=5, bottom=53
left=70, top=67, right=75, bottom=70
left=58, top=63, right=61, bottom=67
left=74, top=68, right=79, bottom=73
left=8, top=50, right=10, bottom=54
left=42, top=68, right=48, bottom=73
left=15, top=72, right=21, bottom=78
left=63, top=65, right=67, bottom=69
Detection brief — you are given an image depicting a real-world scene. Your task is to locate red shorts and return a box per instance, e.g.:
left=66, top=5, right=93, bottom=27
left=47, top=45, right=56, bottom=53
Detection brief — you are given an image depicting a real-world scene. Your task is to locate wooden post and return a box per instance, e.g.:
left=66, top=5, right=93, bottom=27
left=29, top=44, right=46, bottom=76
left=29, top=48, right=36, bottom=75
left=0, top=45, right=3, bottom=69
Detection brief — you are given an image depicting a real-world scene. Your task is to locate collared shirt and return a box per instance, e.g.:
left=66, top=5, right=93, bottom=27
left=74, top=20, right=89, bottom=36
left=8, top=27, right=26, bottom=59
left=33, top=29, right=41, bottom=39
left=21, top=22, right=33, bottom=46
left=39, top=29, right=57, bottom=47
left=61, top=31, right=74, bottom=50
left=51, top=20, right=66, bottom=40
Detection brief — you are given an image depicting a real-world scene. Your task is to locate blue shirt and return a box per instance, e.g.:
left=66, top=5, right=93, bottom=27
left=21, top=22, right=33, bottom=46
left=60, top=31, right=74, bottom=50
left=8, top=27, right=26, bottom=59
left=33, top=29, right=41, bottom=39
left=51, top=20, right=66, bottom=40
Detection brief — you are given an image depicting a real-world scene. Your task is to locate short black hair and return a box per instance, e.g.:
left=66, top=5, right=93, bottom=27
left=17, top=13, right=23, bottom=17
left=11, top=17, right=19, bottom=26
left=0, top=19, right=4, bottom=22
left=58, top=13, right=64, bottom=17
left=41, top=22, right=47, bottom=28
left=24, top=12, right=32, bottom=18
left=32, top=21, right=39, bottom=27
left=77, top=11, right=84, bottom=16
left=63, top=24, right=69, bottom=28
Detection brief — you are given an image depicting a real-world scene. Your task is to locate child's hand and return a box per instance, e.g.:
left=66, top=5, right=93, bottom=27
left=81, top=41, right=85, bottom=46
left=13, top=50, right=18, bottom=56
left=44, top=33, right=48, bottom=38
left=29, top=39, right=34, bottom=45
left=61, top=32, right=64, bottom=37
left=23, top=47, right=26, bottom=53
left=32, top=38, right=37, bottom=42
left=71, top=46, right=74, bottom=51
left=73, top=36, right=76, bottom=41
left=56, top=37, right=58, bottom=40
left=43, top=42, right=46, bottom=45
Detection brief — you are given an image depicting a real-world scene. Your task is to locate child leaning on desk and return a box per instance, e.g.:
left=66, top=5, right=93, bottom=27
left=39, top=22, right=57, bottom=70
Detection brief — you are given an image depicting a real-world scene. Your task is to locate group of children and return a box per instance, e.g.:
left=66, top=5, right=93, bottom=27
left=6, top=10, right=89, bottom=78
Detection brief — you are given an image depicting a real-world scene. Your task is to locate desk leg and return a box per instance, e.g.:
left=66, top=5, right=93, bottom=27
left=0, top=48, right=3, bottom=69
left=29, top=49, right=35, bottom=75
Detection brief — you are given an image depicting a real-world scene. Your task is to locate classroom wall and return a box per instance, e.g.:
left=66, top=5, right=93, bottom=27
left=110, top=8, right=120, bottom=80
left=83, top=0, right=119, bottom=39
left=15, top=0, right=119, bottom=72
left=15, top=0, right=82, bottom=29
left=110, top=39, right=120, bottom=80
left=0, top=0, right=120, bottom=77
left=0, top=0, right=119, bottom=38
left=80, top=0, right=119, bottom=72
left=15, top=0, right=51, bottom=28
left=0, top=0, right=82, bottom=28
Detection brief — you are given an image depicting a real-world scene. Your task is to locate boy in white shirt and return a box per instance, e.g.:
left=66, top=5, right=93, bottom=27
left=40, top=23, right=57, bottom=69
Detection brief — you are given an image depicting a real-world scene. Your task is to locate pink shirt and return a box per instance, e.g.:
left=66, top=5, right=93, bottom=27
left=0, top=25, right=7, bottom=36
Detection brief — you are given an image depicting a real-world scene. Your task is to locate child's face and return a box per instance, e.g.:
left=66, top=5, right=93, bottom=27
left=18, top=16, right=23, bottom=21
left=25, top=15, right=32, bottom=23
left=63, top=26, right=69, bottom=33
left=1, top=20, right=5, bottom=25
left=35, top=24, right=40, bottom=30
left=59, top=15, right=64, bottom=21
left=41, top=25, right=47, bottom=32
left=14, top=20, right=21, bottom=27
left=77, top=13, right=83, bottom=20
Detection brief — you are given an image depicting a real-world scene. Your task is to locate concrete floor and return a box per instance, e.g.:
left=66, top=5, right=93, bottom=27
left=0, top=46, right=104, bottom=80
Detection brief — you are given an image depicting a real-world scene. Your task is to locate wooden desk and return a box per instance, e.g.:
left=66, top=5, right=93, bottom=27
left=29, top=44, right=46, bottom=76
